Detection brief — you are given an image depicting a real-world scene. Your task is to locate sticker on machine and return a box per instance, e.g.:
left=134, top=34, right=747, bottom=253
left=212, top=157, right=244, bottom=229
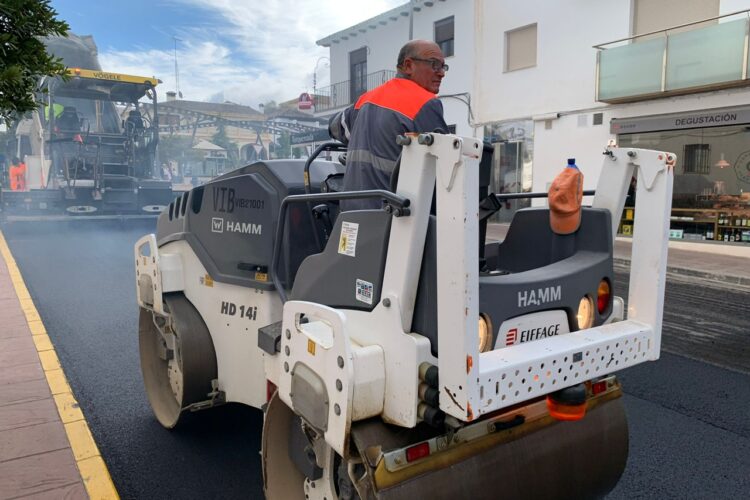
left=355, top=278, right=373, bottom=305
left=496, top=310, right=570, bottom=349
left=338, top=221, right=359, bottom=257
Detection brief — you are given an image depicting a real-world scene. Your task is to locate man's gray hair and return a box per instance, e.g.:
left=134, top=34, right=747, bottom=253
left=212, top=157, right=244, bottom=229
left=397, top=40, right=422, bottom=69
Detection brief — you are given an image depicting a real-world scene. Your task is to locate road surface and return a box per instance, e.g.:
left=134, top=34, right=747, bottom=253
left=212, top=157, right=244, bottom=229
left=2, top=218, right=748, bottom=499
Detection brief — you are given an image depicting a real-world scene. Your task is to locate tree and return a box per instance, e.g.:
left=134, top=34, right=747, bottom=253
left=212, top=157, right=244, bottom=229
left=261, top=100, right=279, bottom=115
left=0, top=1, right=69, bottom=125
left=158, top=134, right=202, bottom=168
left=211, top=122, right=239, bottom=166
left=275, top=131, right=292, bottom=159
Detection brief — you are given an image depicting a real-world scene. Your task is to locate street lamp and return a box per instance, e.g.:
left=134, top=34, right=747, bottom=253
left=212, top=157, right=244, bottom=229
left=173, top=36, right=183, bottom=98
left=313, top=56, right=330, bottom=109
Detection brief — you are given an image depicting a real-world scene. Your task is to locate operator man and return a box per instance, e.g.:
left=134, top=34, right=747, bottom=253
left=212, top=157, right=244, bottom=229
left=9, top=157, right=27, bottom=191
left=329, top=39, right=449, bottom=210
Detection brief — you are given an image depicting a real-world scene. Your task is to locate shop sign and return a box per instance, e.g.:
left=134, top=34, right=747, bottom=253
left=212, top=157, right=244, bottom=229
left=611, top=106, right=750, bottom=134
left=290, top=128, right=330, bottom=145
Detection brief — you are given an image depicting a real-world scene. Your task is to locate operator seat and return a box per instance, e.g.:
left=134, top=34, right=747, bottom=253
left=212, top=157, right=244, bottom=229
left=125, top=110, right=145, bottom=135
left=56, top=106, right=81, bottom=134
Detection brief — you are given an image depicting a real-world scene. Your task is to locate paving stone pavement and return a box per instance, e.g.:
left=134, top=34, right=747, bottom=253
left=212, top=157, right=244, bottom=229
left=0, top=255, right=87, bottom=500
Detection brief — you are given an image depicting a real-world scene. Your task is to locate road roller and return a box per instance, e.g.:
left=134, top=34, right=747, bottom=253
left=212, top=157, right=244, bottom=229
left=135, top=133, right=674, bottom=499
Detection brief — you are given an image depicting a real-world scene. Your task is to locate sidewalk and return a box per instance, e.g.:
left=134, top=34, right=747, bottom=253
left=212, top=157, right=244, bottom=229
left=0, top=233, right=117, bottom=500
left=487, top=223, right=750, bottom=287
left=613, top=237, right=750, bottom=288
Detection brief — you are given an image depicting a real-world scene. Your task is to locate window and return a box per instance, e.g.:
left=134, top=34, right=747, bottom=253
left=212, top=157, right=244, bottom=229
left=435, top=17, right=454, bottom=57
left=349, top=47, right=368, bottom=103
left=505, top=24, right=537, bottom=72
left=633, top=0, right=718, bottom=36
left=593, top=113, right=604, bottom=126
left=683, top=143, right=710, bottom=174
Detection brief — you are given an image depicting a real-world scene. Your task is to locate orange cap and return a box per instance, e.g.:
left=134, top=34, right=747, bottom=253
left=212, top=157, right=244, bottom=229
left=549, top=167, right=583, bottom=234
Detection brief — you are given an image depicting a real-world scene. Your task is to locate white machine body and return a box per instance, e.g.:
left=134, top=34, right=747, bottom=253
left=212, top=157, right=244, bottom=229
left=136, top=134, right=674, bottom=458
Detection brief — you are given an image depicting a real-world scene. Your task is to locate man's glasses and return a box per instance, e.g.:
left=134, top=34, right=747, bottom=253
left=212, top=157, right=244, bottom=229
left=410, top=57, right=449, bottom=72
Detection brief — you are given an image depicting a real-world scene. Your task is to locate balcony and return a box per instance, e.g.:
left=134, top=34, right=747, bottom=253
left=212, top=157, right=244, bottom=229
left=314, top=70, right=396, bottom=114
left=595, top=10, right=750, bottom=103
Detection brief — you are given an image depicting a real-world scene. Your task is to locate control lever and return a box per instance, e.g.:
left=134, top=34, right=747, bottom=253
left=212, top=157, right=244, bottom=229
left=311, top=204, right=333, bottom=241
left=479, top=193, right=502, bottom=222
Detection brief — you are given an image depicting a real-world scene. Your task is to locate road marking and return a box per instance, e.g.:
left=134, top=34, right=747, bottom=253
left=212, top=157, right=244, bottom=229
left=0, top=230, right=119, bottom=500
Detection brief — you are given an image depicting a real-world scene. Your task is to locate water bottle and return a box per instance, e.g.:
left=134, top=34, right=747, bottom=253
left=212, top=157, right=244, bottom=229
left=567, top=158, right=578, bottom=169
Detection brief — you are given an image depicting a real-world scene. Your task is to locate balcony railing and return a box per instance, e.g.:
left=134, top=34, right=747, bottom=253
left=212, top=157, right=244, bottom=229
left=595, top=10, right=750, bottom=103
left=314, top=70, right=396, bottom=113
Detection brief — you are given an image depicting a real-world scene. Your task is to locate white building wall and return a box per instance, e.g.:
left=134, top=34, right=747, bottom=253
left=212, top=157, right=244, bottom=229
left=327, top=18, right=407, bottom=88
left=475, top=0, right=630, bottom=125
left=412, top=0, right=476, bottom=137
left=722, top=0, right=750, bottom=14
left=322, top=0, right=750, bottom=198
left=475, top=0, right=750, bottom=195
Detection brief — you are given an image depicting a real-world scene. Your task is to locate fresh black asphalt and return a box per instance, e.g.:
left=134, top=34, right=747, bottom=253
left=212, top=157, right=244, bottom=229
left=2, top=218, right=748, bottom=499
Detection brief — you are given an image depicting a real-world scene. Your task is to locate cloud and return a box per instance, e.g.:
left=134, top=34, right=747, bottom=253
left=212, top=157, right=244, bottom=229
left=98, top=0, right=404, bottom=107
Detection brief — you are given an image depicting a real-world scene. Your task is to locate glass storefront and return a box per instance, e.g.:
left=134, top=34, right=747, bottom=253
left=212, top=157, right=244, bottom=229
left=619, top=123, right=750, bottom=243
left=484, top=120, right=534, bottom=223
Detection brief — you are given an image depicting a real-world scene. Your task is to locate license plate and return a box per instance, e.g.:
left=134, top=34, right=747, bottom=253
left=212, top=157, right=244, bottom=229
left=495, top=310, right=571, bottom=349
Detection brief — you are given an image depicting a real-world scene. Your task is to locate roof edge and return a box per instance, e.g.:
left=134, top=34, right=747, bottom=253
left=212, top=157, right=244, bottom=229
left=316, top=2, right=413, bottom=47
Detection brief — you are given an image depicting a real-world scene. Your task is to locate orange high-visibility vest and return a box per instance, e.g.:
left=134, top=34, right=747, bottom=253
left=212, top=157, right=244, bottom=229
left=9, top=162, right=27, bottom=191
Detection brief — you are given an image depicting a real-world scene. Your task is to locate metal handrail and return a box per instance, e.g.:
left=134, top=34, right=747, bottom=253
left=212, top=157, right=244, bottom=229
left=593, top=8, right=750, bottom=49
left=314, top=70, right=396, bottom=113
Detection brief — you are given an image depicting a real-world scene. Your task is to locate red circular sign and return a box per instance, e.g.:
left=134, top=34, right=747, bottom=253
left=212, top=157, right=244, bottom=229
left=298, top=92, right=313, bottom=110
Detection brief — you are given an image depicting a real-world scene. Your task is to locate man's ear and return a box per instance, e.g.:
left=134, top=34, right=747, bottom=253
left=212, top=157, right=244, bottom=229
left=401, top=59, right=414, bottom=76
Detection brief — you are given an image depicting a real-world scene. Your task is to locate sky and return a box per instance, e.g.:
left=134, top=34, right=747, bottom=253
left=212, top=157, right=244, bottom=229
left=51, top=0, right=405, bottom=109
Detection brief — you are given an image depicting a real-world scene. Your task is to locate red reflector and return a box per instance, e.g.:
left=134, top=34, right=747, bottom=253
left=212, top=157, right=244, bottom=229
left=591, top=381, right=607, bottom=395
left=597, top=280, right=611, bottom=314
left=266, top=380, right=277, bottom=402
left=405, top=442, right=430, bottom=462
left=597, top=294, right=609, bottom=314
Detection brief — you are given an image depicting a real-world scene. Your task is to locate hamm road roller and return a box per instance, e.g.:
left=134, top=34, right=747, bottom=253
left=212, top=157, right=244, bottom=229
left=135, top=133, right=674, bottom=499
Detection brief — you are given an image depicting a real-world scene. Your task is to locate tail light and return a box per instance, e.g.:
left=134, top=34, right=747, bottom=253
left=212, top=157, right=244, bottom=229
left=597, top=279, right=611, bottom=314
left=576, top=296, right=594, bottom=330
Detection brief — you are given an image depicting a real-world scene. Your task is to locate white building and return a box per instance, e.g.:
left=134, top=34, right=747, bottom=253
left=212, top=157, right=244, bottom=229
left=316, top=0, right=475, bottom=137
left=318, top=0, right=750, bottom=240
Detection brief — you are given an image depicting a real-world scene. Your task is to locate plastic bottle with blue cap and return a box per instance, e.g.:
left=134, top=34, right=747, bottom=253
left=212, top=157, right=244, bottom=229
left=567, top=158, right=579, bottom=170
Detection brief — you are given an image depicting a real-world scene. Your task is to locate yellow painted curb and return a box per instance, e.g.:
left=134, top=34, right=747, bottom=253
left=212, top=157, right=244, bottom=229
left=65, top=420, right=100, bottom=461
left=78, top=456, right=119, bottom=500
left=0, top=230, right=119, bottom=500
left=46, top=369, right=72, bottom=395
left=38, top=349, right=62, bottom=371
left=32, top=332, right=54, bottom=351
left=54, top=392, right=85, bottom=424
